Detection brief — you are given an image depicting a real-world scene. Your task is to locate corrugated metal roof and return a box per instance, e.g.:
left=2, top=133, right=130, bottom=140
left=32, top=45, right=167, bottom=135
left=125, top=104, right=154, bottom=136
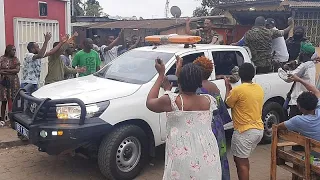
left=71, top=22, right=96, bottom=27
left=216, top=0, right=282, bottom=7
left=283, top=1, right=320, bottom=8
left=86, top=16, right=226, bottom=29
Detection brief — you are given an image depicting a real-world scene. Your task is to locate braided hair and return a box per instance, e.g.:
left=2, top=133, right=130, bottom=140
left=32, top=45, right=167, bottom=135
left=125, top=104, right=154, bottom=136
left=193, top=56, right=213, bottom=80
left=178, top=63, right=203, bottom=93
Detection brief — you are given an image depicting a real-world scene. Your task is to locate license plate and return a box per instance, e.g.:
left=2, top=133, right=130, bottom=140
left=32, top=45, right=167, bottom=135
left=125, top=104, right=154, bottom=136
left=15, top=122, right=29, bottom=139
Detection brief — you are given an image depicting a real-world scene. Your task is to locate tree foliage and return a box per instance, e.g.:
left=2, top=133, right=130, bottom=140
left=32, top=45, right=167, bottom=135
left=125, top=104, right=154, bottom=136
left=193, top=6, right=209, bottom=17
left=72, top=0, right=85, bottom=16
left=72, top=0, right=104, bottom=17
left=193, top=0, right=225, bottom=16
left=85, top=0, right=103, bottom=17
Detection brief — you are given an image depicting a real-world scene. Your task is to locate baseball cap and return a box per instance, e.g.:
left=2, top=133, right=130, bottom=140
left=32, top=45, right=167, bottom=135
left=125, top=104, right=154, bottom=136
left=265, top=18, right=275, bottom=26
left=300, top=42, right=315, bottom=55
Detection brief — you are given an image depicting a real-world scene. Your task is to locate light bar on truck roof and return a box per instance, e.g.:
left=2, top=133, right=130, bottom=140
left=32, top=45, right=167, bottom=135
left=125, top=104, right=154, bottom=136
left=145, top=34, right=201, bottom=44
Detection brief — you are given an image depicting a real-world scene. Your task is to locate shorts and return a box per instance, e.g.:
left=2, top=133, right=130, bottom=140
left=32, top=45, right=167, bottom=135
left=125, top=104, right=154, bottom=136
left=231, top=129, right=264, bottom=158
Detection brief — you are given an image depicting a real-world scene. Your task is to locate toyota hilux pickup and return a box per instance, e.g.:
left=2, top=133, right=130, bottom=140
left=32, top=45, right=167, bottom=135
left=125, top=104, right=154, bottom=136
left=10, top=42, right=291, bottom=180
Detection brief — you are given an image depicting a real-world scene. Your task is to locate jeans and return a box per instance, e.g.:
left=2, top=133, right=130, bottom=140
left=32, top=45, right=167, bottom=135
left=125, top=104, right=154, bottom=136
left=20, top=83, right=38, bottom=94
left=20, top=83, right=38, bottom=111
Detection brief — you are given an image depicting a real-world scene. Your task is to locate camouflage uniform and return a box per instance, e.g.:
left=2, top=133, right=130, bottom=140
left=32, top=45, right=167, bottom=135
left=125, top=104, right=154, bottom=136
left=191, top=29, right=220, bottom=44
left=244, top=26, right=284, bottom=69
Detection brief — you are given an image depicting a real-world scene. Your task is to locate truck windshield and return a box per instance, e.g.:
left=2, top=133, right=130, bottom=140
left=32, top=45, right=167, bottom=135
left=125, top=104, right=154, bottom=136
left=94, top=50, right=174, bottom=84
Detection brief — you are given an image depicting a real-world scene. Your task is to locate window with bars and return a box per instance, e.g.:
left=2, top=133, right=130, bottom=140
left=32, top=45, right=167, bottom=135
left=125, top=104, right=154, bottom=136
left=294, top=11, right=320, bottom=46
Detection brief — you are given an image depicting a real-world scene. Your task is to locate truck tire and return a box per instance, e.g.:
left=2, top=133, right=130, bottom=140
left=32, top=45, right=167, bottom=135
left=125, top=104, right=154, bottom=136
left=98, top=124, right=148, bottom=180
left=261, top=102, right=285, bottom=144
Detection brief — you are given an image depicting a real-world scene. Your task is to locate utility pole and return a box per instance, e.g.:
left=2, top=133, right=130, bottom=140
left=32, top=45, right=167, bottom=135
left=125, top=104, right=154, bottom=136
left=165, top=0, right=169, bottom=18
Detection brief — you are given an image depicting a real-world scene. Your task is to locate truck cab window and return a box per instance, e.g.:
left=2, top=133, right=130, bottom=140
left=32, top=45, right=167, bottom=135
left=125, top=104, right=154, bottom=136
left=166, top=52, right=205, bottom=75
left=212, top=51, right=244, bottom=76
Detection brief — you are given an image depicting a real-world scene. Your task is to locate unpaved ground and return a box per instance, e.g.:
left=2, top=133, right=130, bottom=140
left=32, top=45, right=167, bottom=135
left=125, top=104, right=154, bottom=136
left=0, top=144, right=292, bottom=180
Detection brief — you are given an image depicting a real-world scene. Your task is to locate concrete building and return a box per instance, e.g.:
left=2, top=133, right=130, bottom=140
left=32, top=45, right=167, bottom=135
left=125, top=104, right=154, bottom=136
left=0, top=0, right=71, bottom=85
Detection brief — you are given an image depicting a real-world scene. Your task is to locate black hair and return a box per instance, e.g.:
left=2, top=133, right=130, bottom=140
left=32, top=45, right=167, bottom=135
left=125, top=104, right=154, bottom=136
left=83, top=38, right=93, bottom=45
left=205, top=18, right=212, bottom=23
left=239, top=63, right=255, bottom=82
left=107, top=34, right=115, bottom=38
left=255, top=16, right=266, bottom=27
left=27, top=42, right=36, bottom=52
left=178, top=63, right=203, bottom=93
left=294, top=26, right=306, bottom=34
left=297, top=92, right=318, bottom=111
left=4, top=45, right=15, bottom=57
left=53, top=42, right=60, bottom=48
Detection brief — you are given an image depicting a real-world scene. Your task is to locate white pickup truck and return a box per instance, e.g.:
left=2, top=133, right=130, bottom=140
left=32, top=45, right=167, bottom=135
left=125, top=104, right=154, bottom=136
left=10, top=43, right=291, bottom=180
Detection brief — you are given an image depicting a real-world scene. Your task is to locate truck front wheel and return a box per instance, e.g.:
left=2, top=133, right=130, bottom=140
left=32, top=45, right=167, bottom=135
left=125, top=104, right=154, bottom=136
left=98, top=124, right=148, bottom=180
left=261, top=102, right=286, bottom=144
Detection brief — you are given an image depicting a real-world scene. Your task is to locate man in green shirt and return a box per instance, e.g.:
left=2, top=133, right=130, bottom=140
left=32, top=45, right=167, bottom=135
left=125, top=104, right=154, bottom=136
left=72, top=38, right=101, bottom=77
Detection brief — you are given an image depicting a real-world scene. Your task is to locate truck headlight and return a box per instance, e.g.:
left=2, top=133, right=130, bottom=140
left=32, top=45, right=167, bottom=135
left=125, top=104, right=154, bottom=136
left=56, top=101, right=110, bottom=119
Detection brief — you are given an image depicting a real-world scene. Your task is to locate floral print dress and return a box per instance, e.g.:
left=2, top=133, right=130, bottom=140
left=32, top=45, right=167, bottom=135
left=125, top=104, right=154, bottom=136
left=163, top=92, right=222, bottom=180
left=197, top=88, right=232, bottom=180
left=0, top=56, right=20, bottom=101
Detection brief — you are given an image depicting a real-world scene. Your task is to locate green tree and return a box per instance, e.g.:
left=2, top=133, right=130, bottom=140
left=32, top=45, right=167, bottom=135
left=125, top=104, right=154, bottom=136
left=72, top=0, right=85, bottom=16
left=195, top=0, right=225, bottom=16
left=193, top=6, right=209, bottom=17
left=84, top=0, right=103, bottom=17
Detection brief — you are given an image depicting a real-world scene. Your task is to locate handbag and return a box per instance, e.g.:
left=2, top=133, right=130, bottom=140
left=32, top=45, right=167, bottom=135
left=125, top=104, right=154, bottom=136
left=283, top=82, right=296, bottom=110
left=0, top=76, right=10, bottom=88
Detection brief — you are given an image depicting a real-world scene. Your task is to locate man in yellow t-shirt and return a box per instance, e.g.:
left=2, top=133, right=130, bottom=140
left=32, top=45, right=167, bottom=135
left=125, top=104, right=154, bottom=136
left=225, top=63, right=264, bottom=180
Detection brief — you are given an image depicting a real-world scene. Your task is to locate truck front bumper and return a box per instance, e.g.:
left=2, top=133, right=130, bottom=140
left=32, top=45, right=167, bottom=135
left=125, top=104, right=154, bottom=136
left=9, top=85, right=113, bottom=155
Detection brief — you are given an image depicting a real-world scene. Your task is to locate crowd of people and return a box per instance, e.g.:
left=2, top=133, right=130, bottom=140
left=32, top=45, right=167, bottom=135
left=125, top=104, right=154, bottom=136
left=0, top=29, right=131, bottom=125
left=0, top=15, right=319, bottom=179
left=145, top=16, right=320, bottom=180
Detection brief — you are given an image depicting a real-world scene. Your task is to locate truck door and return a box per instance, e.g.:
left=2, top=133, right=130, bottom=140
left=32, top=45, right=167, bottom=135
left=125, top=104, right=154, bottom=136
left=209, top=50, right=245, bottom=130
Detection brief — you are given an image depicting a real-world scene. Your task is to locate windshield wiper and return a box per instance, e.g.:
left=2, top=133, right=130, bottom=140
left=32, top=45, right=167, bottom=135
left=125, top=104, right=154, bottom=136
left=93, top=72, right=104, bottom=77
left=106, top=77, right=127, bottom=83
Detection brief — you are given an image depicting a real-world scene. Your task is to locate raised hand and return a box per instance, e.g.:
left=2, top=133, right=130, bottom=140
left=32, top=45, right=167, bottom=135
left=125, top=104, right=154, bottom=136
left=73, top=31, right=79, bottom=37
left=186, top=17, right=192, bottom=24
left=44, top=32, right=52, bottom=42
left=175, top=55, right=183, bottom=77
left=119, top=29, right=124, bottom=36
left=155, top=58, right=165, bottom=76
left=61, top=34, right=70, bottom=43
left=224, top=76, right=232, bottom=90
left=288, top=17, right=294, bottom=25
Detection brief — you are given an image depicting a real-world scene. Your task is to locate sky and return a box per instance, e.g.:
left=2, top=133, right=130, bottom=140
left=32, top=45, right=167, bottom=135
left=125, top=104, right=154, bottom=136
left=99, top=0, right=201, bottom=19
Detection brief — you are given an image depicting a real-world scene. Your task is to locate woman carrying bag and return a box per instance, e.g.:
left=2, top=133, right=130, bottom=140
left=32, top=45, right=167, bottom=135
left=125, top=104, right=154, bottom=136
left=0, top=45, right=20, bottom=126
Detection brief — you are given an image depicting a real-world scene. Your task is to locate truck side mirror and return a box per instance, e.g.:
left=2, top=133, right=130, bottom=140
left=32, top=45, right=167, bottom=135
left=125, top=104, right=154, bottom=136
left=167, top=75, right=178, bottom=87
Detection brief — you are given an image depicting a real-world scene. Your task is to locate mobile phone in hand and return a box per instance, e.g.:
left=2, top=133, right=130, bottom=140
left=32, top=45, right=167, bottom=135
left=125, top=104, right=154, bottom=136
left=156, top=58, right=162, bottom=64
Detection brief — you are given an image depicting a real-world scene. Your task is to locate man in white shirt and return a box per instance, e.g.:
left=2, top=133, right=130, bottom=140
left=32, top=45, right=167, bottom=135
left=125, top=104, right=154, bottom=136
left=265, top=18, right=289, bottom=66
left=100, top=29, right=124, bottom=67
left=21, top=33, right=68, bottom=93
left=281, top=42, right=316, bottom=118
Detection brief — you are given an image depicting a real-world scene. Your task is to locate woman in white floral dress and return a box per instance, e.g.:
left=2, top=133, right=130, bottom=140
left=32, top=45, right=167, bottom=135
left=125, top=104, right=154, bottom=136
left=146, top=57, right=221, bottom=180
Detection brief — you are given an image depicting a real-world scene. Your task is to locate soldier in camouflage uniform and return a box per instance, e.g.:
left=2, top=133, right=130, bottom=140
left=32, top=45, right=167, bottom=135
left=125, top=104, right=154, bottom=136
left=186, top=18, right=220, bottom=44
left=244, top=16, right=294, bottom=74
